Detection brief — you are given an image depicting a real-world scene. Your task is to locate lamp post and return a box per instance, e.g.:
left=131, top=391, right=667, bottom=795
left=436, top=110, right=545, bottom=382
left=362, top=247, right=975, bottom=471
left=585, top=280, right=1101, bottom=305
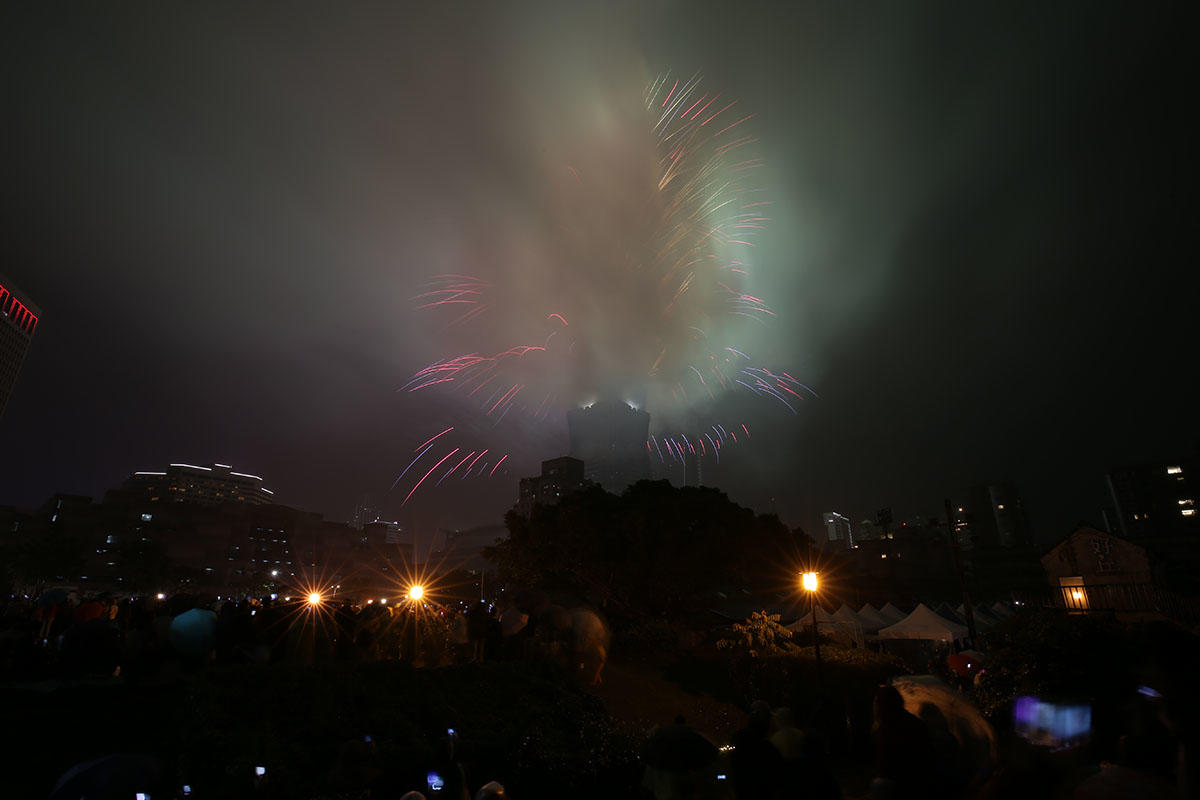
left=801, top=571, right=822, bottom=679
left=406, top=584, right=424, bottom=664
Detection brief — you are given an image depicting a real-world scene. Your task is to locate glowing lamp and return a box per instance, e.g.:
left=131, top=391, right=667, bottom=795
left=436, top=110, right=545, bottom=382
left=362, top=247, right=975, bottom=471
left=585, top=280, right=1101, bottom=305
left=408, top=585, right=424, bottom=601
left=307, top=592, right=322, bottom=605
left=801, top=572, right=818, bottom=592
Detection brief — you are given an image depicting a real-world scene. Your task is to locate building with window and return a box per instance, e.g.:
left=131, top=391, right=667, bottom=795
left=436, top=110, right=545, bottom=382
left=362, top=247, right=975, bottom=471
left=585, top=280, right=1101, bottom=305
left=120, top=463, right=277, bottom=506
left=0, top=273, right=40, bottom=421
left=948, top=483, right=1033, bottom=549
left=1106, top=457, right=1198, bottom=540
left=823, top=511, right=853, bottom=550
left=516, top=456, right=587, bottom=517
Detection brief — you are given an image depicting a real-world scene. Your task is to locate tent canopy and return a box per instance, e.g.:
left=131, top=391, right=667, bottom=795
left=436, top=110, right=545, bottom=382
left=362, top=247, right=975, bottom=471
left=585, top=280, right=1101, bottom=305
left=857, top=604, right=889, bottom=633
left=878, top=602, right=907, bottom=624
left=879, top=603, right=970, bottom=642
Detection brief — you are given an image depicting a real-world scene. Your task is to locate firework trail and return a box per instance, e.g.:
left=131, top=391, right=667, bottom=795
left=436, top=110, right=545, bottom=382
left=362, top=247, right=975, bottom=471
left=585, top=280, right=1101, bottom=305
left=392, top=72, right=812, bottom=504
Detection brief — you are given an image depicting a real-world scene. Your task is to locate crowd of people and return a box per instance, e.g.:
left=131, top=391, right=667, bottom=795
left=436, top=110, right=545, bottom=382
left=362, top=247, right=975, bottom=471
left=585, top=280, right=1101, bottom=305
left=3, top=590, right=1194, bottom=798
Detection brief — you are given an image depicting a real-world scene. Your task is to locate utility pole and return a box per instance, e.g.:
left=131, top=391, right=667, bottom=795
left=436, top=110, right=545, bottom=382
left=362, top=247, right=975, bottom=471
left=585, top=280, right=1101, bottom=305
left=944, top=498, right=977, bottom=642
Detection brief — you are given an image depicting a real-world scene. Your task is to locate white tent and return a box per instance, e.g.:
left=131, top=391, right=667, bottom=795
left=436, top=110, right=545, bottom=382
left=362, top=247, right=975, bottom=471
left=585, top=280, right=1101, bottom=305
left=956, top=604, right=997, bottom=631
left=834, top=603, right=863, bottom=626
left=878, top=602, right=907, bottom=625
left=857, top=603, right=890, bottom=633
left=785, top=604, right=838, bottom=632
left=878, top=603, right=969, bottom=643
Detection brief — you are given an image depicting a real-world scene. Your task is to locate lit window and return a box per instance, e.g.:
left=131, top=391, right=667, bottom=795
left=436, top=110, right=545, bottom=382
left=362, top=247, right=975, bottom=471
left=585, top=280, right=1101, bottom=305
left=141, top=513, right=153, bottom=522
left=881, top=554, right=888, bottom=559
left=1184, top=509, right=1197, bottom=517
left=1179, top=499, right=1194, bottom=506
left=1167, top=466, right=1183, bottom=475
left=997, top=504, right=1005, bottom=510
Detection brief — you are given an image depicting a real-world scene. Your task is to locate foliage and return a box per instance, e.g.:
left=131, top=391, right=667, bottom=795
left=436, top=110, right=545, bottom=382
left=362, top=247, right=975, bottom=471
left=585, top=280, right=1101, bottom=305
left=716, top=610, right=798, bottom=658
left=970, top=609, right=1135, bottom=721
left=486, top=481, right=808, bottom=623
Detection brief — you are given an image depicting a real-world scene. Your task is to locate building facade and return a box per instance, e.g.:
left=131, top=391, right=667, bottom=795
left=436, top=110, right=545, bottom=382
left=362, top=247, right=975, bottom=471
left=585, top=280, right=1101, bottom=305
left=516, top=456, right=587, bottom=517
left=121, top=463, right=277, bottom=506
left=823, top=511, right=853, bottom=550
left=949, top=482, right=1033, bottom=549
left=1106, top=457, right=1198, bottom=540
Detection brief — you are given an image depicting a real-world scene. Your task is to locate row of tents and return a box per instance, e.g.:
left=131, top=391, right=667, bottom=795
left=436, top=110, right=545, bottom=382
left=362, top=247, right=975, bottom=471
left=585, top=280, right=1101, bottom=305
left=785, top=600, right=1018, bottom=644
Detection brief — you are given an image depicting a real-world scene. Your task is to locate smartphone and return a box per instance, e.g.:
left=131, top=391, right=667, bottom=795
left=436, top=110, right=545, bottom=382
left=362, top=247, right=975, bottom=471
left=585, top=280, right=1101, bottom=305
left=426, top=771, right=444, bottom=792
left=1013, top=696, right=1091, bottom=750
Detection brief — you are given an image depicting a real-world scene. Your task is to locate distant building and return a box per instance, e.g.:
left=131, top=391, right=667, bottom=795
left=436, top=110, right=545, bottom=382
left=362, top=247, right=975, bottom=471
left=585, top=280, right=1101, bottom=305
left=567, top=400, right=651, bottom=492
left=1106, top=457, right=1198, bottom=540
left=823, top=511, right=853, bottom=550
left=0, top=273, right=41, bottom=421
left=949, top=483, right=1032, bottom=549
left=1041, top=526, right=1156, bottom=614
left=350, top=497, right=381, bottom=530
left=516, top=456, right=587, bottom=517
left=121, top=463, right=277, bottom=506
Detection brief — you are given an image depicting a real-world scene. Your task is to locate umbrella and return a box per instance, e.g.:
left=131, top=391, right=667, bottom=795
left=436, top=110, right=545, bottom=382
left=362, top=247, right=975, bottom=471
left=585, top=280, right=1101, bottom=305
left=50, top=753, right=163, bottom=800
left=37, top=588, right=68, bottom=606
left=168, top=608, right=218, bottom=660
left=892, top=675, right=997, bottom=776
left=641, top=722, right=719, bottom=771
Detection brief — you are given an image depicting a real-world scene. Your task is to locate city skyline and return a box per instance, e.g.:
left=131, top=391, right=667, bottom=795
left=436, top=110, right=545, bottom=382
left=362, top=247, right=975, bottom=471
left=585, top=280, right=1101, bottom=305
left=1, top=1, right=1193, bottom=544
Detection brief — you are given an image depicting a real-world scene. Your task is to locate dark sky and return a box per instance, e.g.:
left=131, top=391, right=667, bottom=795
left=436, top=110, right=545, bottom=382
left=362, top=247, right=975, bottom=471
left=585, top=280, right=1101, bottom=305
left=1, top=1, right=1193, bottom=545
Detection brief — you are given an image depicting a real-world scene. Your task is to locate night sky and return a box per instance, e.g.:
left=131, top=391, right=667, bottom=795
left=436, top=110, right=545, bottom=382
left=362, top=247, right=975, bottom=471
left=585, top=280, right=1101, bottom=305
left=1, top=1, right=1193, bottom=546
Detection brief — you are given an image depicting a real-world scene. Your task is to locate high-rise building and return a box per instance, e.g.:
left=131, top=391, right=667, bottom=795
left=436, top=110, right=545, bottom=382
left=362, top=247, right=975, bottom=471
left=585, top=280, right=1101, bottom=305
left=121, top=463, right=277, bottom=506
left=823, top=511, right=853, bottom=550
left=566, top=400, right=651, bottom=492
left=350, top=496, right=381, bottom=530
left=949, top=483, right=1032, bottom=548
left=516, top=456, right=587, bottom=517
left=1107, top=457, right=1198, bottom=539
left=0, top=274, right=40, bottom=421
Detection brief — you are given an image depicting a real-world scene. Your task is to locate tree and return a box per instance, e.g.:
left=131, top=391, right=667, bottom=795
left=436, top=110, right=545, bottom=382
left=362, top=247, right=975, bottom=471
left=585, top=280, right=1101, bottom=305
left=485, top=480, right=801, bottom=623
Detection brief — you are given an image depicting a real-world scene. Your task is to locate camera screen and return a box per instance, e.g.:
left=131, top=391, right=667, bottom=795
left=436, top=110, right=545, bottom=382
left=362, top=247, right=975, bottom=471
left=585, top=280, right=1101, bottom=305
left=1013, top=696, right=1091, bottom=750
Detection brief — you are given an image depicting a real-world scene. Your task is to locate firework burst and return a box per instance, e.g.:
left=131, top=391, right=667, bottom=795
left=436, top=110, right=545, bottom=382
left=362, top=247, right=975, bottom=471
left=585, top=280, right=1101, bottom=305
left=393, top=73, right=811, bottom=504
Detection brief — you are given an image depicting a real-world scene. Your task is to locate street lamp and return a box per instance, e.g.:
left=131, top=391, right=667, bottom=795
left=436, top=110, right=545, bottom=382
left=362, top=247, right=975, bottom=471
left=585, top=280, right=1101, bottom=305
left=408, top=584, right=424, bottom=601
left=307, top=592, right=322, bottom=606
left=801, top=572, right=823, bottom=678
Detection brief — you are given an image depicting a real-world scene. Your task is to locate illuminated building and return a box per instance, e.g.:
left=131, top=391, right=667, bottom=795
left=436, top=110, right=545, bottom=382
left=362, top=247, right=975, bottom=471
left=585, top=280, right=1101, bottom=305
left=566, top=400, right=651, bottom=492
left=121, top=462, right=276, bottom=506
left=0, top=273, right=40, bottom=421
left=1106, top=457, right=1199, bottom=539
left=948, top=483, right=1032, bottom=549
left=516, top=456, right=587, bottom=517
left=823, top=511, right=853, bottom=550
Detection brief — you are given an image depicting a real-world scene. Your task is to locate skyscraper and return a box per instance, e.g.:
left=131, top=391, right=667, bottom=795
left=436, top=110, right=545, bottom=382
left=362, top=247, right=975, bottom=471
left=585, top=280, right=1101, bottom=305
left=949, top=482, right=1032, bottom=549
left=1107, top=457, right=1198, bottom=539
left=823, top=511, right=853, bottom=550
left=0, top=274, right=40, bottom=421
left=566, top=400, right=651, bottom=493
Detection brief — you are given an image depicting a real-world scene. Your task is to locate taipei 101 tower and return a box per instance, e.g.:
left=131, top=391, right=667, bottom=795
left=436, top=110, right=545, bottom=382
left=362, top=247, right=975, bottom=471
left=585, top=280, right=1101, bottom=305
left=566, top=400, right=651, bottom=493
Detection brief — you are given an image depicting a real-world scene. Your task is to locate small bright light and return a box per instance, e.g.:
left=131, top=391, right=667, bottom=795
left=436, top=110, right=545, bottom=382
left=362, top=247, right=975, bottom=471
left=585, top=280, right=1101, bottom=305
left=1183, top=509, right=1196, bottom=517
left=156, top=593, right=165, bottom=600
left=1071, top=589, right=1083, bottom=600
left=380, top=598, right=387, bottom=605
left=366, top=599, right=374, bottom=604
left=307, top=592, right=321, bottom=605
left=1167, top=466, right=1182, bottom=475
left=271, top=570, right=279, bottom=577
left=408, top=585, right=424, bottom=601
left=801, top=572, right=818, bottom=592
